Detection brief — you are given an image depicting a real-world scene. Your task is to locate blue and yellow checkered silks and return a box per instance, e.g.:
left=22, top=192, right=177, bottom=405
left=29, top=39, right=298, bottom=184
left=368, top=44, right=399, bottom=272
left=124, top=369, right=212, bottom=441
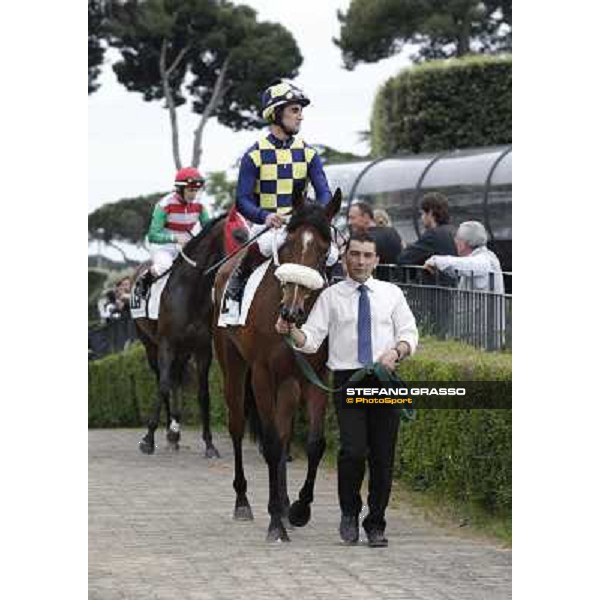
left=248, top=136, right=317, bottom=215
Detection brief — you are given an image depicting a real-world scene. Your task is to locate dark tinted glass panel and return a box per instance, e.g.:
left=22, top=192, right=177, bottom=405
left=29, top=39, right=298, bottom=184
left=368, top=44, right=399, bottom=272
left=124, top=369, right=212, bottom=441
left=487, top=151, right=512, bottom=241
left=417, top=149, right=503, bottom=236
left=353, top=157, right=434, bottom=242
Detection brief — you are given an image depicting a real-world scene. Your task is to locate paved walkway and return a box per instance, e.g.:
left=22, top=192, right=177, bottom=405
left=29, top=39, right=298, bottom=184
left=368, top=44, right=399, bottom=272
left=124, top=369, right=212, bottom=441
left=89, top=429, right=511, bottom=600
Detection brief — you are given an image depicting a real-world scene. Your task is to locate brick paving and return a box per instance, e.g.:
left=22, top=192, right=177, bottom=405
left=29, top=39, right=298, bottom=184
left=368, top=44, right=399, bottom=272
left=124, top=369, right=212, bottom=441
left=89, top=429, right=511, bottom=600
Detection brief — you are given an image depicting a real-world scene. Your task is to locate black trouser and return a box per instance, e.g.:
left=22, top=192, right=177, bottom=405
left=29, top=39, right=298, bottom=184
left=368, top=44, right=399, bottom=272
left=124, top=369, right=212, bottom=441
left=333, top=370, right=401, bottom=533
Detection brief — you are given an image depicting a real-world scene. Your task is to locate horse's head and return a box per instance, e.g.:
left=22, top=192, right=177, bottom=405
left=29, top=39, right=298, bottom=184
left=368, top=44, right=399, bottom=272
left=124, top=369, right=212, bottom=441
left=275, top=188, right=342, bottom=325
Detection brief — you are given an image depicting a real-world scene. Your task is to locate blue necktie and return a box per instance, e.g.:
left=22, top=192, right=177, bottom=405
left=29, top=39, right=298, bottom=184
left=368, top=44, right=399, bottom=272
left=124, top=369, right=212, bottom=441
left=357, top=284, right=373, bottom=365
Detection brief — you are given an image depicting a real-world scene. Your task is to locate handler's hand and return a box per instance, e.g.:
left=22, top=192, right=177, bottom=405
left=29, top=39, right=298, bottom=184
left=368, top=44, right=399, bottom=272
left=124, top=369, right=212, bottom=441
left=379, top=349, right=399, bottom=372
left=275, top=316, right=292, bottom=335
left=266, top=213, right=285, bottom=229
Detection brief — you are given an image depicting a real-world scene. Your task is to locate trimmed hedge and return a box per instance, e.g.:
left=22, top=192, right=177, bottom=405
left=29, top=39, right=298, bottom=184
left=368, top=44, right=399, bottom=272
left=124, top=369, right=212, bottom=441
left=371, top=54, right=512, bottom=155
left=89, top=338, right=511, bottom=517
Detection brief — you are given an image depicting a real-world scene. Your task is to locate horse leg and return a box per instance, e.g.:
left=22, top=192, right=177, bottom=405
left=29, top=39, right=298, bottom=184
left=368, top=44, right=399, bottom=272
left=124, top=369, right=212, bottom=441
left=166, top=357, right=186, bottom=451
left=195, top=347, right=220, bottom=459
left=218, top=338, right=253, bottom=520
left=253, top=365, right=290, bottom=543
left=275, top=378, right=300, bottom=526
left=289, top=383, right=328, bottom=527
left=139, top=341, right=161, bottom=455
left=139, top=385, right=162, bottom=455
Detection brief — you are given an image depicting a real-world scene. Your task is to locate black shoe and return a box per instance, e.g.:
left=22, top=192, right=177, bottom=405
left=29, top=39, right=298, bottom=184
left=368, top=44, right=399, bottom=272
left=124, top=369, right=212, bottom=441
left=365, top=529, right=388, bottom=548
left=339, top=514, right=359, bottom=544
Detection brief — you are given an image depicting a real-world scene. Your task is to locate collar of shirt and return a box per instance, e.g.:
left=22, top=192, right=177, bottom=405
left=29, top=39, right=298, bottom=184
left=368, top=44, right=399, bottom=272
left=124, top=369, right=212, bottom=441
left=470, top=246, right=487, bottom=257
left=267, top=133, right=295, bottom=149
left=341, top=276, right=376, bottom=294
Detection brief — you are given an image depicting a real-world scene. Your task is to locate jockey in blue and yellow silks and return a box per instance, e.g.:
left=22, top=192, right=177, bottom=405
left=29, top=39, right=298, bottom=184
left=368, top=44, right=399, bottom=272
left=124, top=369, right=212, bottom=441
left=223, top=80, right=336, bottom=321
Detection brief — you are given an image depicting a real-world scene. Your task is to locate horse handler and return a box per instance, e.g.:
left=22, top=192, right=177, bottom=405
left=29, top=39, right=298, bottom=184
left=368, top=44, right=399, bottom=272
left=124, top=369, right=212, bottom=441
left=275, top=232, right=419, bottom=547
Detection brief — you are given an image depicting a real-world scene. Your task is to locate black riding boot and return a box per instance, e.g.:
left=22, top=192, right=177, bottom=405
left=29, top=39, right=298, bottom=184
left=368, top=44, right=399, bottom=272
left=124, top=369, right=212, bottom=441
left=225, top=244, right=263, bottom=303
left=136, top=270, right=155, bottom=298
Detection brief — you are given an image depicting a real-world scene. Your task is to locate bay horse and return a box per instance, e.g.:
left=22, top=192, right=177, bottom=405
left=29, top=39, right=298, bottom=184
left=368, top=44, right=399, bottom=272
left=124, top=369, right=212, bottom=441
left=213, top=189, right=342, bottom=542
left=135, top=214, right=246, bottom=457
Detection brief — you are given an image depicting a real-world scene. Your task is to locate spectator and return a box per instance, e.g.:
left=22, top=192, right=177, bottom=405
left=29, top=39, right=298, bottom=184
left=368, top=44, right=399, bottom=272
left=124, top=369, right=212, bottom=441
left=97, top=288, right=119, bottom=322
left=396, top=192, right=457, bottom=285
left=347, top=202, right=403, bottom=265
left=97, top=274, right=133, bottom=322
left=114, top=276, right=132, bottom=317
left=424, top=221, right=504, bottom=293
left=373, top=208, right=392, bottom=227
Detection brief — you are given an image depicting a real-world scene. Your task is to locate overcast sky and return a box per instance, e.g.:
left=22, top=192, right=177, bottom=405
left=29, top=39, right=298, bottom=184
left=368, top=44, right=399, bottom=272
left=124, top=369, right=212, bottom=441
left=88, top=0, right=413, bottom=215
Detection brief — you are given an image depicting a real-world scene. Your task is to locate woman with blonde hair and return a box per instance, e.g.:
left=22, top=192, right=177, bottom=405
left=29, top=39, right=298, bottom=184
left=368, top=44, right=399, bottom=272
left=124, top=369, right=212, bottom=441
left=373, top=208, right=391, bottom=227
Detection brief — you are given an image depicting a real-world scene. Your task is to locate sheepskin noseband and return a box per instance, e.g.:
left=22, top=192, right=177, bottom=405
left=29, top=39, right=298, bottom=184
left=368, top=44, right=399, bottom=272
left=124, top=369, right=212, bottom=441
left=274, top=263, right=324, bottom=290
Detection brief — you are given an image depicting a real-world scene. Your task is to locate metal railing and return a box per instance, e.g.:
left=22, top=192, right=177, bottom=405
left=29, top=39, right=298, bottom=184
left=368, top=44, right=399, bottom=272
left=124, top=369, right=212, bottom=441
left=88, top=266, right=512, bottom=359
left=377, top=265, right=511, bottom=351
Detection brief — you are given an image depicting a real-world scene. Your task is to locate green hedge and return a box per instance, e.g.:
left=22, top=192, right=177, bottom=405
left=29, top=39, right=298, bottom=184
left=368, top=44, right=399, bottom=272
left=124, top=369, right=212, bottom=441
left=89, top=338, right=511, bottom=517
left=371, top=54, right=512, bottom=156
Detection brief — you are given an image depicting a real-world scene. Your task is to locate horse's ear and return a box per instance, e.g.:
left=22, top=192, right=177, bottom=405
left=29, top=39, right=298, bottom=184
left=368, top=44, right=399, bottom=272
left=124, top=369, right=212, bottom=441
left=292, top=187, right=305, bottom=213
left=325, top=188, right=342, bottom=221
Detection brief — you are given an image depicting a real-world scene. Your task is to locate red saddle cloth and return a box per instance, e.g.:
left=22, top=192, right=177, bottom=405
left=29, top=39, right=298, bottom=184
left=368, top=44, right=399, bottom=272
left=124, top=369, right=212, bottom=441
left=224, top=207, right=249, bottom=255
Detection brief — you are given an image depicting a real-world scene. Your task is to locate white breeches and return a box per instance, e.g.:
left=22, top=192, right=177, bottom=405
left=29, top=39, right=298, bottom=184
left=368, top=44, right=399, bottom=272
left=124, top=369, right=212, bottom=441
left=150, top=243, right=179, bottom=276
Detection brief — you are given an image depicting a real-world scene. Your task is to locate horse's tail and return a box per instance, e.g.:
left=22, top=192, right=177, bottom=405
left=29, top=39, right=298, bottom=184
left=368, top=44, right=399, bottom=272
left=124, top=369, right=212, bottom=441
left=244, top=369, right=263, bottom=447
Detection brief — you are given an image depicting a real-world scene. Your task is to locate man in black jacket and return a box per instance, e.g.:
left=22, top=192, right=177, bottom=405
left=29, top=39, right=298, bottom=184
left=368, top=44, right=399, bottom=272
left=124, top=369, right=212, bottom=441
left=396, top=192, right=457, bottom=285
left=348, top=202, right=403, bottom=265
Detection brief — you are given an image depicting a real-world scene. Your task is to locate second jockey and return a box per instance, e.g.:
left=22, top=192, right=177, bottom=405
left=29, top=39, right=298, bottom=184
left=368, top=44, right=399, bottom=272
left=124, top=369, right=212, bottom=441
left=223, top=79, right=336, bottom=321
left=137, top=167, right=210, bottom=296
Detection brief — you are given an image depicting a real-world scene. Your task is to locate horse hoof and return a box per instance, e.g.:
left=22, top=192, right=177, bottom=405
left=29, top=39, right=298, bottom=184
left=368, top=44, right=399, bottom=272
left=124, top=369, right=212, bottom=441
left=166, top=430, right=181, bottom=444
left=233, top=504, right=254, bottom=521
left=266, top=524, right=290, bottom=543
left=138, top=439, right=155, bottom=455
left=204, top=446, right=220, bottom=459
left=288, top=501, right=311, bottom=527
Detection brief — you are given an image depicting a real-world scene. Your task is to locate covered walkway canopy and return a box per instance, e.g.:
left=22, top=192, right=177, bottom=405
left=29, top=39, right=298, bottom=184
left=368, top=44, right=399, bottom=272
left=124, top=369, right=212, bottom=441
left=322, top=146, right=512, bottom=269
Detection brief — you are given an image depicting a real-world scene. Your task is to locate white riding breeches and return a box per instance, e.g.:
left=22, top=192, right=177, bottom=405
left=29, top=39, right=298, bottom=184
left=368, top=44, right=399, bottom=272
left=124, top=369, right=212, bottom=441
left=250, top=224, right=339, bottom=266
left=150, top=243, right=179, bottom=276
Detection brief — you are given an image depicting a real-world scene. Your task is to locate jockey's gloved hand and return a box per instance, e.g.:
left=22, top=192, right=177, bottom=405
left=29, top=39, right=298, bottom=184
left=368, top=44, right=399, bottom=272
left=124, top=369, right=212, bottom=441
left=175, top=232, right=192, bottom=247
left=266, top=213, right=285, bottom=229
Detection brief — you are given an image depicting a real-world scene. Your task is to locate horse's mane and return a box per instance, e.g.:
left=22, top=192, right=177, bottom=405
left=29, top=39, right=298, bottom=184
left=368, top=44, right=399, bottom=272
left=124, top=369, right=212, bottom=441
left=286, top=202, right=331, bottom=244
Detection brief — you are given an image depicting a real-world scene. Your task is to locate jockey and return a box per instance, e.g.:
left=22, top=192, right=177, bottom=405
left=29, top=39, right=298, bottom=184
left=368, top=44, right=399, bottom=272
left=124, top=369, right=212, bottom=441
left=137, top=167, right=210, bottom=296
left=223, top=79, right=337, bottom=320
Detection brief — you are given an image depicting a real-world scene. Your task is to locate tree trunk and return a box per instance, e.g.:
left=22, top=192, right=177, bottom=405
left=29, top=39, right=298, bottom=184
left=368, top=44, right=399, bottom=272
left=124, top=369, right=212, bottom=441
left=456, top=11, right=472, bottom=57
left=190, top=56, right=231, bottom=168
left=159, top=39, right=189, bottom=170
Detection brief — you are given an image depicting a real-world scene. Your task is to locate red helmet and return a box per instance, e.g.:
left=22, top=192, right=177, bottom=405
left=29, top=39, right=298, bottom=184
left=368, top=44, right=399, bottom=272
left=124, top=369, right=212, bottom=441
left=174, top=167, right=205, bottom=189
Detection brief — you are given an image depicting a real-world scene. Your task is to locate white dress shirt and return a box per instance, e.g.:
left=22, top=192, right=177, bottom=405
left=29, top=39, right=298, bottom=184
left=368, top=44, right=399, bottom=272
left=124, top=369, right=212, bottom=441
left=296, top=276, right=419, bottom=370
left=428, top=247, right=505, bottom=293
